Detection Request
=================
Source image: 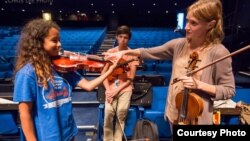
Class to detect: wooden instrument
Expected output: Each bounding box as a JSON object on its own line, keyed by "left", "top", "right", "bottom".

{"left": 175, "top": 52, "right": 204, "bottom": 125}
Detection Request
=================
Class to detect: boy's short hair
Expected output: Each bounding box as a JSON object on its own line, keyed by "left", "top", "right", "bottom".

{"left": 116, "top": 25, "right": 132, "bottom": 39}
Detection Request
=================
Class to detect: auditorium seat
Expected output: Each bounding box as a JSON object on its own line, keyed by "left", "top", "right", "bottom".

{"left": 0, "top": 63, "right": 12, "bottom": 71}
{"left": 142, "top": 86, "right": 172, "bottom": 138}
{"left": 232, "top": 88, "right": 250, "bottom": 104}
{"left": 0, "top": 111, "right": 18, "bottom": 135}
{"left": 0, "top": 72, "right": 6, "bottom": 79}
{"left": 124, "top": 107, "right": 138, "bottom": 138}
{"left": 0, "top": 111, "right": 25, "bottom": 141}
{"left": 155, "top": 62, "right": 172, "bottom": 73}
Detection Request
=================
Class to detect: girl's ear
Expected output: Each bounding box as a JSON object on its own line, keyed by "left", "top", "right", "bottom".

{"left": 207, "top": 20, "right": 216, "bottom": 30}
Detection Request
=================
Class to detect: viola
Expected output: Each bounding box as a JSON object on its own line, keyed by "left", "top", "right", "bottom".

{"left": 174, "top": 52, "right": 204, "bottom": 125}
{"left": 172, "top": 45, "right": 250, "bottom": 125}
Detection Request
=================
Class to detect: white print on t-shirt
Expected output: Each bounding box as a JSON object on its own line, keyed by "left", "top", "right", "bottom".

{"left": 42, "top": 76, "right": 71, "bottom": 109}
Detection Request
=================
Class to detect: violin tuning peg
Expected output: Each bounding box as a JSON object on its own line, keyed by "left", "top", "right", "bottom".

{"left": 59, "top": 48, "right": 64, "bottom": 55}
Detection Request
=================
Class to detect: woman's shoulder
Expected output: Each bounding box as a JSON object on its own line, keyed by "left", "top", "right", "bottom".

{"left": 167, "top": 37, "right": 186, "bottom": 44}
{"left": 210, "top": 44, "right": 230, "bottom": 58}
{"left": 163, "top": 37, "right": 186, "bottom": 48}
{"left": 161, "top": 37, "right": 186, "bottom": 53}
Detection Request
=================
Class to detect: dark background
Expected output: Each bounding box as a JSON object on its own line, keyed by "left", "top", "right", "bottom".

{"left": 0, "top": 0, "right": 250, "bottom": 70}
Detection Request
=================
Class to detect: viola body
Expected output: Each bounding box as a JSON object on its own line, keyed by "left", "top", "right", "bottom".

{"left": 175, "top": 91, "right": 204, "bottom": 124}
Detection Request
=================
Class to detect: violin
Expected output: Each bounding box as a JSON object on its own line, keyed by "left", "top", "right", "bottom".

{"left": 52, "top": 51, "right": 106, "bottom": 73}
{"left": 52, "top": 50, "right": 137, "bottom": 82}
{"left": 175, "top": 52, "right": 204, "bottom": 125}
{"left": 106, "top": 58, "right": 136, "bottom": 82}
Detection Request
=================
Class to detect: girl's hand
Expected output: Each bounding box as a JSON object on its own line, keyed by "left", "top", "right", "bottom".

{"left": 178, "top": 76, "right": 200, "bottom": 89}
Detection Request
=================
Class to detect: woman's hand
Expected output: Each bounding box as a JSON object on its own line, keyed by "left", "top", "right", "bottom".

{"left": 178, "top": 76, "right": 200, "bottom": 89}
{"left": 106, "top": 57, "right": 118, "bottom": 72}
{"left": 103, "top": 51, "right": 124, "bottom": 62}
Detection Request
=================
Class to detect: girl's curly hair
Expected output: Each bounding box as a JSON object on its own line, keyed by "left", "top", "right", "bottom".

{"left": 15, "top": 18, "right": 60, "bottom": 88}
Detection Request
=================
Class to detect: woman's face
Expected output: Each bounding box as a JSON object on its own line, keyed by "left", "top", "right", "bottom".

{"left": 185, "top": 12, "right": 210, "bottom": 43}
{"left": 44, "top": 27, "right": 61, "bottom": 56}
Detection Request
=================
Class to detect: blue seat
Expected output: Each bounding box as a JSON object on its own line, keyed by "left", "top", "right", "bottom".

{"left": 97, "top": 104, "right": 104, "bottom": 141}
{"left": 0, "top": 63, "right": 12, "bottom": 71}
{"left": 0, "top": 111, "right": 25, "bottom": 141}
{"left": 157, "top": 72, "right": 171, "bottom": 86}
{"left": 155, "top": 62, "right": 172, "bottom": 73}
{"left": 124, "top": 107, "right": 138, "bottom": 137}
{"left": 232, "top": 88, "right": 250, "bottom": 103}
{"left": 0, "top": 71, "right": 6, "bottom": 79}
{"left": 142, "top": 86, "right": 172, "bottom": 138}
{"left": 0, "top": 111, "right": 18, "bottom": 134}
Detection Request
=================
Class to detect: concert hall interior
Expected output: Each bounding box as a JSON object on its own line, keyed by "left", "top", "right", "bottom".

{"left": 0, "top": 0, "right": 250, "bottom": 141}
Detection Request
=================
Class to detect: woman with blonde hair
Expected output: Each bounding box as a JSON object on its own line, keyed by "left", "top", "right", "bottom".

{"left": 104, "top": 0, "right": 235, "bottom": 127}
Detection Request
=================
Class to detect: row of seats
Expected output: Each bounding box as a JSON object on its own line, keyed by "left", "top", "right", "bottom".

{"left": 126, "top": 28, "right": 179, "bottom": 85}
{"left": 0, "top": 27, "right": 106, "bottom": 54}
{"left": 0, "top": 27, "right": 107, "bottom": 80}
{"left": 128, "top": 28, "right": 183, "bottom": 48}
{"left": 0, "top": 63, "right": 14, "bottom": 79}
{"left": 60, "top": 27, "right": 106, "bottom": 54}
{"left": 0, "top": 26, "right": 19, "bottom": 39}
{"left": 97, "top": 86, "right": 250, "bottom": 140}
{"left": 1, "top": 87, "right": 250, "bottom": 140}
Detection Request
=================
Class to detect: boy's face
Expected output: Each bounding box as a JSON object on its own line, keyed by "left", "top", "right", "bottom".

{"left": 44, "top": 27, "right": 61, "bottom": 56}
{"left": 116, "top": 34, "right": 130, "bottom": 48}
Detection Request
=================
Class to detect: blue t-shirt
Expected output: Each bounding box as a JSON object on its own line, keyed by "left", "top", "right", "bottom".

{"left": 13, "top": 64, "right": 82, "bottom": 141}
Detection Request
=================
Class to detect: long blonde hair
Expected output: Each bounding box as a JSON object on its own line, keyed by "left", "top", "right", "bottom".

{"left": 15, "top": 19, "right": 60, "bottom": 88}
{"left": 187, "top": 0, "right": 224, "bottom": 45}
